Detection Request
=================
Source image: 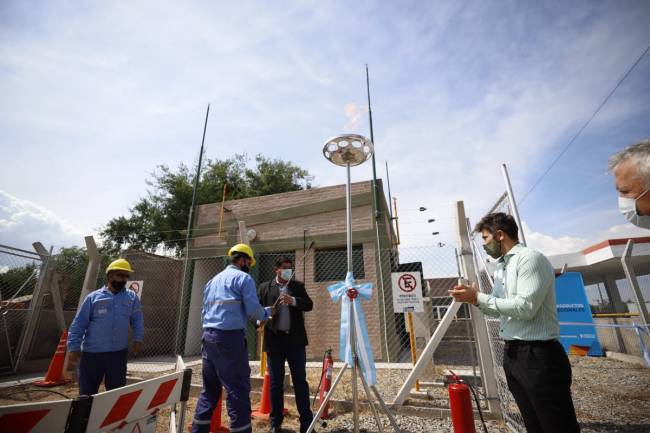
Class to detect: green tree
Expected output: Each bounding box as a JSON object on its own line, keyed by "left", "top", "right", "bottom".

{"left": 100, "top": 154, "right": 311, "bottom": 255}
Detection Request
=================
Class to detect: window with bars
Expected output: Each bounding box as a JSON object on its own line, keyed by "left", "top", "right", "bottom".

{"left": 314, "top": 245, "right": 364, "bottom": 282}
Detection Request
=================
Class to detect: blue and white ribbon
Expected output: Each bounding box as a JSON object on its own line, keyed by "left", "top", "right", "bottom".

{"left": 327, "top": 272, "right": 377, "bottom": 385}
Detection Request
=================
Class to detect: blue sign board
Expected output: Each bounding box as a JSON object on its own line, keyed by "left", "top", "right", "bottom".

{"left": 555, "top": 272, "right": 603, "bottom": 356}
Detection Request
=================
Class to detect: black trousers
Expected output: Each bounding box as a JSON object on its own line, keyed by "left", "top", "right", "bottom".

{"left": 267, "top": 342, "right": 313, "bottom": 433}
{"left": 503, "top": 340, "right": 580, "bottom": 433}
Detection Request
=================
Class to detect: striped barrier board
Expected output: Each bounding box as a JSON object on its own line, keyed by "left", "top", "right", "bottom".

{"left": 0, "top": 399, "right": 72, "bottom": 433}
{"left": 85, "top": 370, "right": 186, "bottom": 432}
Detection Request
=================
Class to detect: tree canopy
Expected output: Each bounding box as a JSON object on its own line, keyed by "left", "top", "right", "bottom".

{"left": 100, "top": 154, "right": 312, "bottom": 255}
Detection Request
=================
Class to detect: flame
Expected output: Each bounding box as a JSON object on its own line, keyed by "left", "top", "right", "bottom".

{"left": 343, "top": 102, "right": 367, "bottom": 131}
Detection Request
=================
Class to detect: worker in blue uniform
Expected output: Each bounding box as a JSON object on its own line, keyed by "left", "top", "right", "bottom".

{"left": 67, "top": 258, "right": 144, "bottom": 396}
{"left": 191, "top": 244, "right": 275, "bottom": 433}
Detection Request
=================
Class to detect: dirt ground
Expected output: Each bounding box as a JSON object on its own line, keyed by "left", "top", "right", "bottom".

{"left": 1, "top": 355, "right": 649, "bottom": 432}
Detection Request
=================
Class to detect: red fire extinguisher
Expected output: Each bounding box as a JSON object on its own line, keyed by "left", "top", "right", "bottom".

{"left": 448, "top": 371, "right": 477, "bottom": 433}
{"left": 318, "top": 348, "right": 334, "bottom": 419}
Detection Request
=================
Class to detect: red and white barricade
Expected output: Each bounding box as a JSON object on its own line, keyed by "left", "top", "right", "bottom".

{"left": 0, "top": 399, "right": 72, "bottom": 433}
{"left": 85, "top": 368, "right": 190, "bottom": 433}
{"left": 0, "top": 358, "right": 192, "bottom": 433}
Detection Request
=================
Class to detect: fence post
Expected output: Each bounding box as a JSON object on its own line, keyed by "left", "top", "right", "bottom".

{"left": 501, "top": 163, "right": 527, "bottom": 246}
{"left": 14, "top": 242, "right": 54, "bottom": 372}
{"left": 456, "top": 201, "right": 502, "bottom": 417}
{"left": 77, "top": 236, "right": 101, "bottom": 310}
{"left": 621, "top": 240, "right": 649, "bottom": 327}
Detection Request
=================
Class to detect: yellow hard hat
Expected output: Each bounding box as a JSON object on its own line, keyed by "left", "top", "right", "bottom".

{"left": 228, "top": 243, "right": 256, "bottom": 267}
{"left": 106, "top": 258, "right": 134, "bottom": 275}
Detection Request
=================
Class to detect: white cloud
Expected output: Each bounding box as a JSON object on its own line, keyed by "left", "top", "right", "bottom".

{"left": 524, "top": 221, "right": 649, "bottom": 256}
{"left": 0, "top": 189, "right": 85, "bottom": 250}
{"left": 0, "top": 1, "right": 648, "bottom": 251}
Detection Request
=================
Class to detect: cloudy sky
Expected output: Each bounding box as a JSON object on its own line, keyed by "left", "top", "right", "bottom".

{"left": 1, "top": 0, "right": 649, "bottom": 257}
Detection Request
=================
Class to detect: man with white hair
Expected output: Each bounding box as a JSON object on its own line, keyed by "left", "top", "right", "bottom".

{"left": 609, "top": 138, "right": 650, "bottom": 229}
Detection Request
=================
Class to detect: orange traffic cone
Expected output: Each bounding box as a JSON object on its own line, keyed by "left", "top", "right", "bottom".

{"left": 252, "top": 368, "right": 288, "bottom": 420}
{"left": 34, "top": 330, "right": 70, "bottom": 387}
{"left": 210, "top": 390, "right": 229, "bottom": 433}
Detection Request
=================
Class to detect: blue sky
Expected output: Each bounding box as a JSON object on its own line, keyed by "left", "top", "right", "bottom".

{"left": 1, "top": 0, "right": 649, "bottom": 255}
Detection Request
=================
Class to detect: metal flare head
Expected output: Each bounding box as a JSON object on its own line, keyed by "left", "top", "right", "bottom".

{"left": 322, "top": 134, "right": 373, "bottom": 167}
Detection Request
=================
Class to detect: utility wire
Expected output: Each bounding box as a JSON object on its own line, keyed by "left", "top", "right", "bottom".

{"left": 519, "top": 45, "right": 650, "bottom": 205}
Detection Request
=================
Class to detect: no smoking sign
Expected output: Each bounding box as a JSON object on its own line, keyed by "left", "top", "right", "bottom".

{"left": 398, "top": 274, "right": 417, "bottom": 292}
{"left": 391, "top": 271, "right": 424, "bottom": 313}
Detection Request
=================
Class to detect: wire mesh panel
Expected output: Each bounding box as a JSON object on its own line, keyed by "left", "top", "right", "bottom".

{"left": 470, "top": 194, "right": 527, "bottom": 432}
{"left": 0, "top": 245, "right": 43, "bottom": 375}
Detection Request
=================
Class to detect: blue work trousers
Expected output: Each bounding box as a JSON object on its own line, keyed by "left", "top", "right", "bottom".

{"left": 78, "top": 349, "right": 128, "bottom": 396}
{"left": 191, "top": 329, "right": 252, "bottom": 433}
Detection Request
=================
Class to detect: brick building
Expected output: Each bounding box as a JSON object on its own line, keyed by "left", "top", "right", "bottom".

{"left": 179, "top": 180, "right": 398, "bottom": 361}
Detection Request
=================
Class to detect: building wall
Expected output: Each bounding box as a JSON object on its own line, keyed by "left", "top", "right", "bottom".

{"left": 299, "top": 241, "right": 383, "bottom": 360}
{"left": 184, "top": 180, "right": 393, "bottom": 361}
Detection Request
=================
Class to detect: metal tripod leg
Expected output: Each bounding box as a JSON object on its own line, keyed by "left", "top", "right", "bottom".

{"left": 370, "top": 385, "right": 401, "bottom": 433}
{"left": 305, "top": 363, "right": 349, "bottom": 433}
{"left": 357, "top": 362, "right": 384, "bottom": 433}
{"left": 351, "top": 354, "right": 359, "bottom": 433}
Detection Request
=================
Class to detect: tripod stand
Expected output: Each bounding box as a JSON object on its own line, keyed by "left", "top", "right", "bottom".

{"left": 307, "top": 134, "right": 401, "bottom": 433}
{"left": 305, "top": 281, "right": 401, "bottom": 433}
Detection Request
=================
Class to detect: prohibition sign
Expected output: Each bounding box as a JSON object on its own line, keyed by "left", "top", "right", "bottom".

{"left": 398, "top": 274, "right": 417, "bottom": 292}
{"left": 129, "top": 282, "right": 140, "bottom": 295}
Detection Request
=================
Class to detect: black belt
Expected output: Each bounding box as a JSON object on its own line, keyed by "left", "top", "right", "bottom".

{"left": 504, "top": 339, "right": 557, "bottom": 347}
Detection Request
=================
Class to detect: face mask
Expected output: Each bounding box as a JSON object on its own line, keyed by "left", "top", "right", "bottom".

{"left": 111, "top": 280, "right": 127, "bottom": 291}
{"left": 619, "top": 189, "right": 650, "bottom": 229}
{"left": 483, "top": 238, "right": 502, "bottom": 259}
{"left": 280, "top": 269, "right": 293, "bottom": 281}
{"left": 240, "top": 264, "right": 250, "bottom": 274}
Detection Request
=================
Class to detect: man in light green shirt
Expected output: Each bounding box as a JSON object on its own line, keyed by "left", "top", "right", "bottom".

{"left": 449, "top": 212, "right": 579, "bottom": 433}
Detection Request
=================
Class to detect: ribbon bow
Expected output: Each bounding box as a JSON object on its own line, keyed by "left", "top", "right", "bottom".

{"left": 327, "top": 272, "right": 377, "bottom": 385}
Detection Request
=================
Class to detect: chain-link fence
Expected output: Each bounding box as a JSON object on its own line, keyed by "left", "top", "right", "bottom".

{"left": 469, "top": 191, "right": 529, "bottom": 431}
{"left": 1, "top": 232, "right": 498, "bottom": 416}
{"left": 0, "top": 244, "right": 44, "bottom": 375}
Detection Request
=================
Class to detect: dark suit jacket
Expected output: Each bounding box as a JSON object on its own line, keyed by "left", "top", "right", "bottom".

{"left": 257, "top": 279, "right": 313, "bottom": 352}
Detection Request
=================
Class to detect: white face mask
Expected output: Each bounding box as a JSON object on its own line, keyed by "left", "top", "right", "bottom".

{"left": 280, "top": 269, "right": 293, "bottom": 281}
{"left": 618, "top": 188, "right": 650, "bottom": 229}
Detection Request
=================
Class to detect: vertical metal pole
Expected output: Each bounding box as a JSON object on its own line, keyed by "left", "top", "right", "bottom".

{"left": 14, "top": 243, "right": 53, "bottom": 372}
{"left": 346, "top": 164, "right": 353, "bottom": 272}
{"left": 501, "top": 163, "right": 527, "bottom": 246}
{"left": 345, "top": 162, "right": 360, "bottom": 433}
{"left": 176, "top": 104, "right": 210, "bottom": 355}
{"left": 621, "top": 240, "right": 649, "bottom": 327}
{"left": 406, "top": 311, "right": 420, "bottom": 391}
{"left": 385, "top": 161, "right": 394, "bottom": 221}
{"left": 366, "top": 65, "right": 380, "bottom": 220}
{"left": 456, "top": 201, "right": 502, "bottom": 417}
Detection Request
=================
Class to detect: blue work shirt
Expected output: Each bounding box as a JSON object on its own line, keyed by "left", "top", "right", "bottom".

{"left": 202, "top": 265, "right": 270, "bottom": 330}
{"left": 67, "top": 287, "right": 144, "bottom": 353}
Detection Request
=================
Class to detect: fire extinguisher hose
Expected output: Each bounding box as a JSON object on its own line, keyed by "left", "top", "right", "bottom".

{"left": 465, "top": 379, "right": 489, "bottom": 433}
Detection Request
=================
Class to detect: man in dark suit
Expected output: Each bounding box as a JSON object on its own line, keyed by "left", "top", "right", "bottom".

{"left": 258, "top": 257, "right": 314, "bottom": 433}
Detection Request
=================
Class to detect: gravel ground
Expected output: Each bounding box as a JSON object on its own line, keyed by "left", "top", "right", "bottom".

{"left": 1, "top": 355, "right": 648, "bottom": 432}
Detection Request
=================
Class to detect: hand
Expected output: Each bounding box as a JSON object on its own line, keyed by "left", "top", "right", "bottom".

{"left": 278, "top": 294, "right": 294, "bottom": 306}
{"left": 258, "top": 319, "right": 268, "bottom": 327}
{"left": 131, "top": 341, "right": 144, "bottom": 354}
{"left": 448, "top": 283, "right": 479, "bottom": 305}
{"left": 68, "top": 351, "right": 81, "bottom": 364}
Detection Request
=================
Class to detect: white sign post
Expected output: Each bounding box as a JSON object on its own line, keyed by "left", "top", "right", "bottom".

{"left": 391, "top": 271, "right": 424, "bottom": 313}
{"left": 127, "top": 280, "right": 144, "bottom": 299}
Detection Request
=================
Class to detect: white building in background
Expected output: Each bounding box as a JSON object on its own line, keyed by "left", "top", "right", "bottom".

{"left": 548, "top": 236, "right": 650, "bottom": 313}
